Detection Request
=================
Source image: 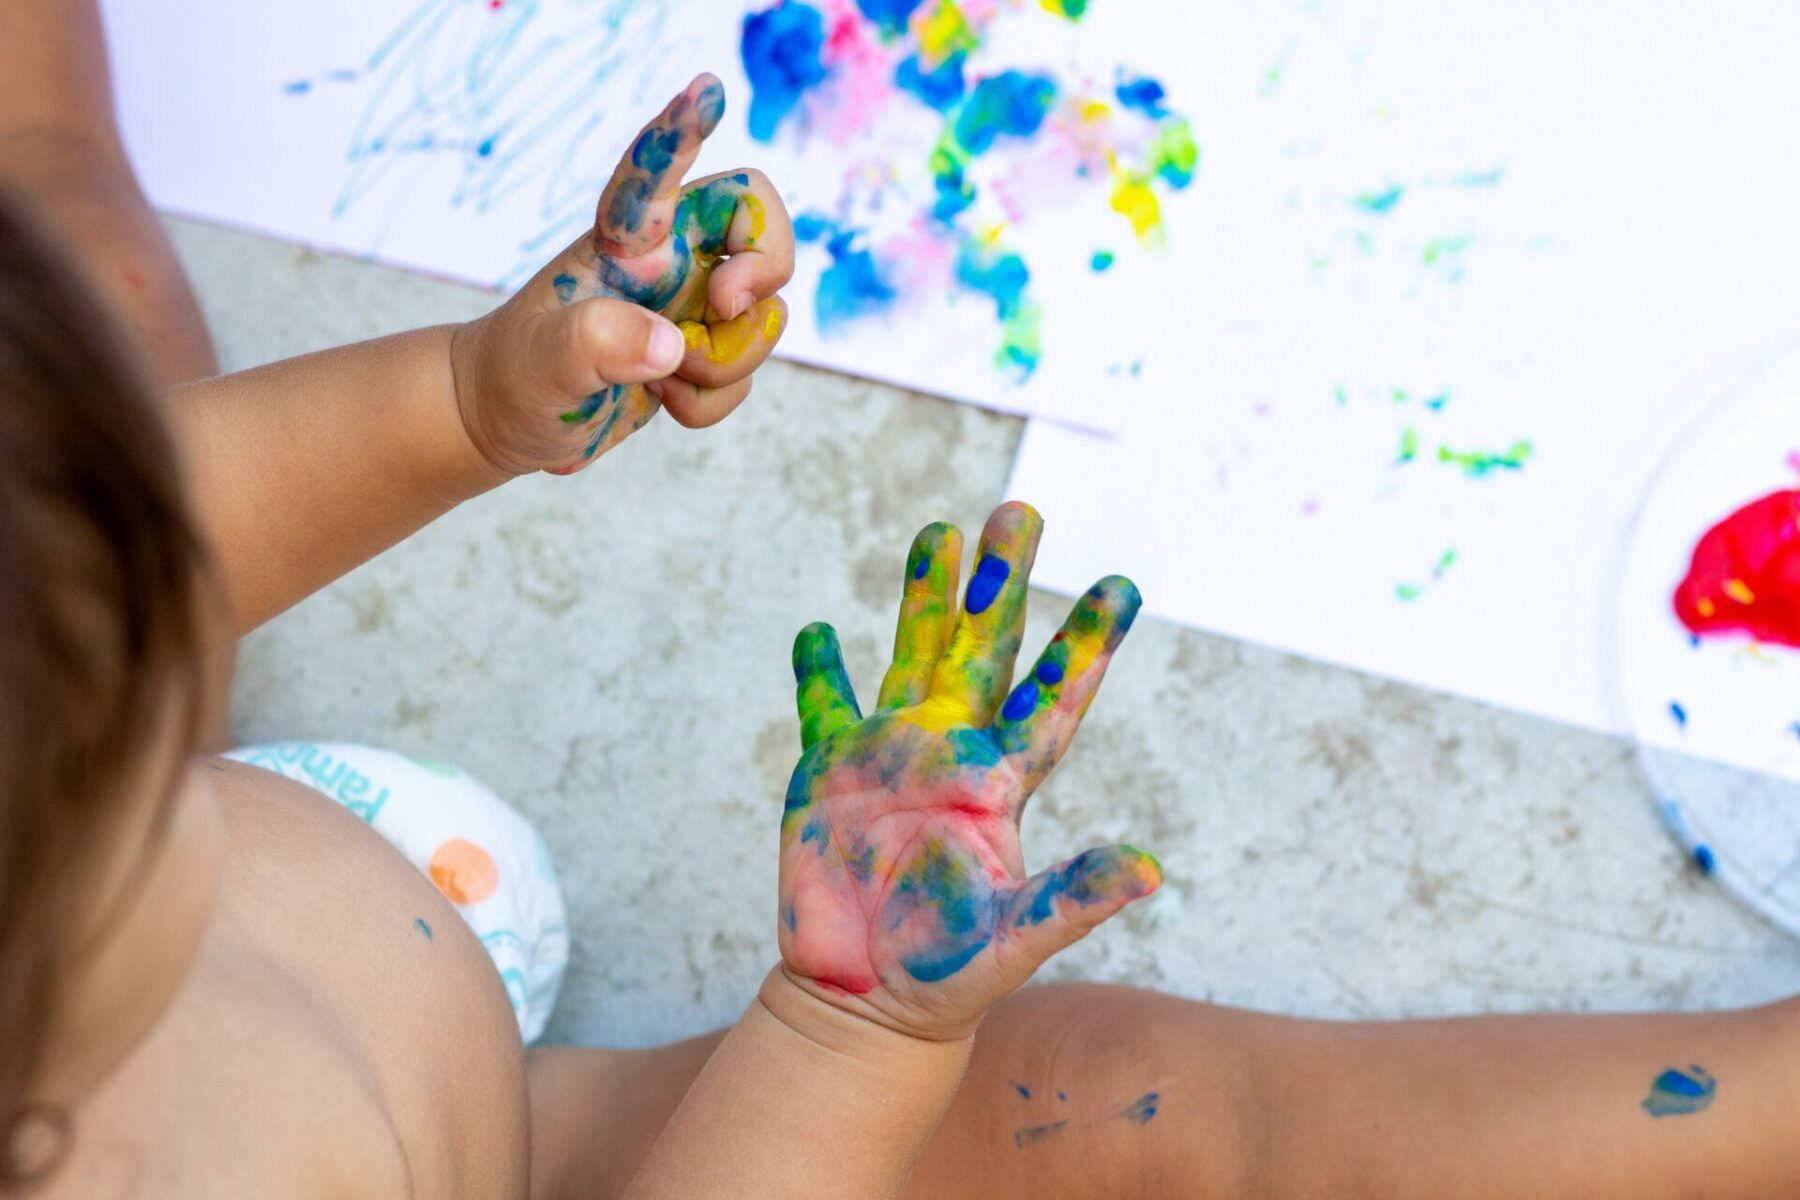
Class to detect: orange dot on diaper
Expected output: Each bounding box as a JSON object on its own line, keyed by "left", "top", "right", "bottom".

{"left": 429, "top": 838, "right": 498, "bottom": 905}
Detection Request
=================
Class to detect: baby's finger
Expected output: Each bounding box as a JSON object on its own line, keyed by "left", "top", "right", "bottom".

{"left": 994, "top": 576, "right": 1141, "bottom": 791}
{"left": 596, "top": 73, "right": 726, "bottom": 259}
{"left": 543, "top": 297, "right": 685, "bottom": 397}
{"left": 677, "top": 168, "right": 794, "bottom": 321}
{"left": 793, "top": 623, "right": 862, "bottom": 750}
{"left": 927, "top": 502, "right": 1043, "bottom": 725}
{"left": 654, "top": 371, "right": 753, "bottom": 429}
{"left": 993, "top": 846, "right": 1162, "bottom": 988}
{"left": 675, "top": 296, "right": 787, "bottom": 388}
{"left": 876, "top": 522, "right": 964, "bottom": 711}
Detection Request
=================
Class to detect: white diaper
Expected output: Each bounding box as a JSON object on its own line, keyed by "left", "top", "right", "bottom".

{"left": 224, "top": 740, "right": 569, "bottom": 1044}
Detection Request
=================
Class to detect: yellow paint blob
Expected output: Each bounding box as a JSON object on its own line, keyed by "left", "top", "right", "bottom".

{"left": 1723, "top": 578, "right": 1756, "bottom": 605}
{"left": 762, "top": 304, "right": 785, "bottom": 341}
{"left": 917, "top": 0, "right": 976, "bottom": 66}
{"left": 1110, "top": 174, "right": 1162, "bottom": 242}
{"left": 1696, "top": 597, "right": 1716, "bottom": 618}
{"left": 679, "top": 320, "right": 707, "bottom": 353}
{"left": 741, "top": 192, "right": 767, "bottom": 248}
{"left": 904, "top": 695, "right": 973, "bottom": 733}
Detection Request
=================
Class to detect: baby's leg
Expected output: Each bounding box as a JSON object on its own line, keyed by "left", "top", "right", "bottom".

{"left": 534, "top": 981, "right": 1799, "bottom": 1200}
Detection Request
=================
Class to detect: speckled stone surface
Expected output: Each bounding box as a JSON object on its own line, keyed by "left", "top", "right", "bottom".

{"left": 167, "top": 216, "right": 1800, "bottom": 1049}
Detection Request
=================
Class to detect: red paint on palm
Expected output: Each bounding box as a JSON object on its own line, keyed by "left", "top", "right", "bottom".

{"left": 1674, "top": 488, "right": 1800, "bottom": 648}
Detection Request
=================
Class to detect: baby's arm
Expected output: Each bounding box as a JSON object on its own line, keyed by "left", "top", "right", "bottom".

{"left": 615, "top": 505, "right": 1161, "bottom": 1199}
{"left": 168, "top": 74, "right": 791, "bottom": 636}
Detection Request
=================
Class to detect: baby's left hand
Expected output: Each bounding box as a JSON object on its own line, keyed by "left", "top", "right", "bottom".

{"left": 451, "top": 73, "right": 793, "bottom": 476}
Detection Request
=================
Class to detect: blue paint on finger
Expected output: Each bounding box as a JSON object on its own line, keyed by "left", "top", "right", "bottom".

{"left": 914, "top": 553, "right": 931, "bottom": 580}
{"left": 552, "top": 273, "right": 579, "bottom": 303}
{"left": 631, "top": 125, "right": 682, "bottom": 173}
{"left": 1035, "top": 659, "right": 1065, "bottom": 685}
{"left": 965, "top": 553, "right": 1010, "bottom": 614}
{"left": 1001, "top": 680, "right": 1039, "bottom": 722}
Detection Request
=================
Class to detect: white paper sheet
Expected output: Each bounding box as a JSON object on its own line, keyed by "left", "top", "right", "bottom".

{"left": 100, "top": 0, "right": 1231, "bottom": 432}
{"left": 1009, "top": 0, "right": 1800, "bottom": 734}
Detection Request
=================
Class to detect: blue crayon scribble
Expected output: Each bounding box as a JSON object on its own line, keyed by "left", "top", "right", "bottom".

{"left": 1641, "top": 1066, "right": 1716, "bottom": 1117}
{"left": 1117, "top": 1091, "right": 1160, "bottom": 1124}
{"left": 414, "top": 917, "right": 434, "bottom": 941}
{"left": 742, "top": 0, "right": 830, "bottom": 142}
{"left": 308, "top": 0, "right": 689, "bottom": 287}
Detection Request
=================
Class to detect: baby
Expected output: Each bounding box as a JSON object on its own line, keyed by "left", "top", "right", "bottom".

{"left": 2, "top": 6, "right": 1795, "bottom": 1197}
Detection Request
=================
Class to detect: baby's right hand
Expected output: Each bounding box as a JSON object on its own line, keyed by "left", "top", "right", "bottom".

{"left": 777, "top": 502, "right": 1162, "bottom": 1042}
{"left": 451, "top": 74, "right": 793, "bottom": 477}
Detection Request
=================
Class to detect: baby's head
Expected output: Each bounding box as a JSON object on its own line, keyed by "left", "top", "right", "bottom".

{"left": 0, "top": 192, "right": 219, "bottom": 1186}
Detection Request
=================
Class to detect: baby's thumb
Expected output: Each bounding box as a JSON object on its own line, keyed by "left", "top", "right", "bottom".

{"left": 544, "top": 296, "right": 686, "bottom": 390}
{"left": 996, "top": 846, "right": 1162, "bottom": 982}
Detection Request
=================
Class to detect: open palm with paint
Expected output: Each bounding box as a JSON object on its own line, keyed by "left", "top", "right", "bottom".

{"left": 781, "top": 502, "right": 1162, "bottom": 1040}
{"left": 451, "top": 73, "right": 793, "bottom": 476}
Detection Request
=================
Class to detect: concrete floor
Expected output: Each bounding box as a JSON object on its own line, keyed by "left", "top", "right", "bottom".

{"left": 169, "top": 216, "right": 1800, "bottom": 1049}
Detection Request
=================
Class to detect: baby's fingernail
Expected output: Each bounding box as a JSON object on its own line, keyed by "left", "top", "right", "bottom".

{"left": 647, "top": 321, "right": 684, "bottom": 371}
{"left": 732, "top": 291, "right": 756, "bottom": 320}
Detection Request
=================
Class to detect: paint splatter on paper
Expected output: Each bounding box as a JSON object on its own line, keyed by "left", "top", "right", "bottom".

{"left": 1673, "top": 488, "right": 1800, "bottom": 651}
{"left": 739, "top": 0, "right": 1199, "bottom": 378}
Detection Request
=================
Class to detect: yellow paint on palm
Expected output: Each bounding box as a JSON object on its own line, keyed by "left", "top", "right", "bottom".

{"left": 903, "top": 695, "right": 975, "bottom": 734}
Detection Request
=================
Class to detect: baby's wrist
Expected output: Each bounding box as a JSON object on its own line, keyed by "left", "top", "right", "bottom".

{"left": 757, "top": 968, "right": 975, "bottom": 1069}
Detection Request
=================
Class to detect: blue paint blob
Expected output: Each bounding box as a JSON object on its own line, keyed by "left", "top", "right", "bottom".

{"left": 1001, "top": 680, "right": 1040, "bottom": 722}
{"left": 781, "top": 901, "right": 797, "bottom": 932}
{"left": 413, "top": 917, "right": 434, "bottom": 941}
{"left": 1090, "top": 249, "right": 1115, "bottom": 272}
{"left": 1035, "top": 659, "right": 1065, "bottom": 685}
{"left": 741, "top": 1, "right": 830, "bottom": 142}
{"left": 857, "top": 0, "right": 926, "bottom": 35}
{"left": 631, "top": 125, "right": 682, "bottom": 173}
{"left": 476, "top": 136, "right": 496, "bottom": 158}
{"left": 1669, "top": 700, "right": 1688, "bottom": 728}
{"left": 955, "top": 241, "right": 1034, "bottom": 376}
{"left": 947, "top": 728, "right": 1004, "bottom": 767}
{"left": 1693, "top": 844, "right": 1716, "bottom": 874}
{"left": 1114, "top": 73, "right": 1168, "bottom": 118}
{"left": 1017, "top": 849, "right": 1130, "bottom": 927}
{"left": 954, "top": 71, "right": 1057, "bottom": 156}
{"left": 1641, "top": 1066, "right": 1717, "bottom": 1117}
{"left": 1012, "top": 1080, "right": 1032, "bottom": 1099}
{"left": 1118, "top": 1091, "right": 1160, "bottom": 1124}
{"left": 794, "top": 212, "right": 832, "bottom": 242}
{"left": 913, "top": 553, "right": 931, "bottom": 580}
{"left": 903, "top": 936, "right": 990, "bottom": 982}
{"left": 895, "top": 51, "right": 967, "bottom": 111}
{"left": 552, "top": 273, "right": 580, "bottom": 303}
{"left": 931, "top": 162, "right": 975, "bottom": 222}
{"left": 1057, "top": 1090, "right": 1068, "bottom": 1102}
{"left": 284, "top": 79, "right": 312, "bottom": 95}
{"left": 694, "top": 77, "right": 727, "bottom": 137}
{"left": 964, "top": 553, "right": 1011, "bottom": 614}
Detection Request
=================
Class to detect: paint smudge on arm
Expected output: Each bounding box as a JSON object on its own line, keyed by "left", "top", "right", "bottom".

{"left": 1116, "top": 1091, "right": 1160, "bottom": 1124}
{"left": 413, "top": 917, "right": 434, "bottom": 941}
{"left": 1013, "top": 1119, "right": 1070, "bottom": 1148}
{"left": 1641, "top": 1065, "right": 1716, "bottom": 1117}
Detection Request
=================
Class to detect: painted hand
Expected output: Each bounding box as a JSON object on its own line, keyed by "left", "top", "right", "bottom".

{"left": 780, "top": 502, "right": 1161, "bottom": 1040}
{"left": 451, "top": 73, "right": 794, "bottom": 476}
